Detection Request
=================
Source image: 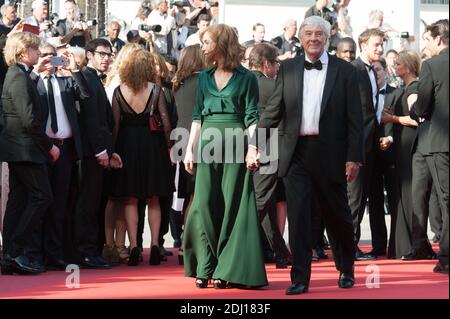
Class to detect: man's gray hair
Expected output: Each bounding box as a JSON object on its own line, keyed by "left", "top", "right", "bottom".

{"left": 368, "top": 10, "right": 384, "bottom": 25}
{"left": 32, "top": 0, "right": 48, "bottom": 10}
{"left": 1, "top": 3, "right": 15, "bottom": 16}
{"left": 299, "top": 16, "right": 331, "bottom": 41}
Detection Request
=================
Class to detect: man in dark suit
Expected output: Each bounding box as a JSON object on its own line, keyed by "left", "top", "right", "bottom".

{"left": 248, "top": 43, "right": 292, "bottom": 269}
{"left": 349, "top": 28, "right": 385, "bottom": 261}
{"left": 0, "top": 32, "right": 60, "bottom": 275}
{"left": 249, "top": 16, "right": 363, "bottom": 294}
{"left": 73, "top": 38, "right": 119, "bottom": 269}
{"left": 368, "top": 58, "right": 401, "bottom": 258}
{"left": 410, "top": 19, "right": 449, "bottom": 274}
{"left": 27, "top": 44, "right": 89, "bottom": 270}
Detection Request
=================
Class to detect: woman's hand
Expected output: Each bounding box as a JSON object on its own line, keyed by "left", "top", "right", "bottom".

{"left": 184, "top": 148, "right": 195, "bottom": 175}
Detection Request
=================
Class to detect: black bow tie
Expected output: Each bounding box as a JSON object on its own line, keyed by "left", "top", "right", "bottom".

{"left": 379, "top": 88, "right": 386, "bottom": 95}
{"left": 99, "top": 73, "right": 107, "bottom": 80}
{"left": 304, "top": 60, "right": 323, "bottom": 71}
{"left": 365, "top": 63, "right": 374, "bottom": 72}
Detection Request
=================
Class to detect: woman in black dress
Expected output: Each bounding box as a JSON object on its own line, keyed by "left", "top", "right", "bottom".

{"left": 109, "top": 47, "right": 173, "bottom": 266}
{"left": 172, "top": 44, "right": 206, "bottom": 264}
{"left": 382, "top": 49, "right": 421, "bottom": 258}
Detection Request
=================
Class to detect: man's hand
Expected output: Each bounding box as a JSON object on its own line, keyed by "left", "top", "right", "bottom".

{"left": 97, "top": 152, "right": 110, "bottom": 168}
{"left": 379, "top": 137, "right": 392, "bottom": 151}
{"left": 39, "top": 21, "right": 51, "bottom": 32}
{"left": 246, "top": 147, "right": 260, "bottom": 170}
{"left": 60, "top": 51, "right": 78, "bottom": 72}
{"left": 34, "top": 55, "right": 53, "bottom": 73}
{"left": 49, "top": 145, "right": 60, "bottom": 162}
{"left": 346, "top": 161, "right": 361, "bottom": 183}
{"left": 109, "top": 153, "right": 123, "bottom": 169}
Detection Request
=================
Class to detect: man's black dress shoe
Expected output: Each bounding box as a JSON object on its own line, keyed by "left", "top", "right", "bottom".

{"left": 285, "top": 283, "right": 308, "bottom": 295}
{"left": 367, "top": 249, "right": 386, "bottom": 257}
{"left": 46, "top": 258, "right": 69, "bottom": 271}
{"left": 30, "top": 260, "right": 46, "bottom": 273}
{"left": 338, "top": 272, "right": 355, "bottom": 288}
{"left": 401, "top": 250, "right": 437, "bottom": 261}
{"left": 79, "top": 256, "right": 112, "bottom": 269}
{"left": 3, "top": 255, "right": 42, "bottom": 275}
{"left": 316, "top": 247, "right": 328, "bottom": 259}
{"left": 433, "top": 262, "right": 449, "bottom": 275}
{"left": 355, "top": 251, "right": 376, "bottom": 261}
{"left": 275, "top": 257, "right": 291, "bottom": 269}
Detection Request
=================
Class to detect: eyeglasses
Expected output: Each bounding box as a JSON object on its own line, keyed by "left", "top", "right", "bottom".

{"left": 94, "top": 51, "right": 113, "bottom": 58}
{"left": 41, "top": 52, "right": 56, "bottom": 57}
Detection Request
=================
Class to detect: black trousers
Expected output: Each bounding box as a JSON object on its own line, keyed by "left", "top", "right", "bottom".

{"left": 283, "top": 138, "right": 355, "bottom": 285}
{"left": 253, "top": 167, "right": 291, "bottom": 260}
{"left": 411, "top": 151, "right": 436, "bottom": 254}
{"left": 28, "top": 139, "right": 77, "bottom": 262}
{"left": 368, "top": 152, "right": 398, "bottom": 255}
{"left": 73, "top": 157, "right": 104, "bottom": 259}
{"left": 348, "top": 150, "right": 374, "bottom": 249}
{"left": 429, "top": 185, "right": 443, "bottom": 240}
{"left": 427, "top": 153, "right": 448, "bottom": 266}
{"left": 2, "top": 162, "right": 52, "bottom": 258}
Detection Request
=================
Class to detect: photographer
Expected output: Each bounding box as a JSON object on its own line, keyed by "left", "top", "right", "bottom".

{"left": 54, "top": 0, "right": 91, "bottom": 48}
{"left": 104, "top": 21, "right": 125, "bottom": 54}
{"left": 270, "top": 19, "right": 301, "bottom": 61}
{"left": 146, "top": 0, "right": 175, "bottom": 55}
{"left": 0, "top": 3, "right": 20, "bottom": 35}
{"left": 24, "top": 0, "right": 54, "bottom": 40}
{"left": 131, "top": 0, "right": 153, "bottom": 42}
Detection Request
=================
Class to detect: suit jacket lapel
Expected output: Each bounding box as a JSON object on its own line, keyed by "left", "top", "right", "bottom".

{"left": 320, "top": 53, "right": 337, "bottom": 118}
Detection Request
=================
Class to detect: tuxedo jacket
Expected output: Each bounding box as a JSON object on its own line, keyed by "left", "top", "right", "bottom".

{"left": 0, "top": 64, "right": 52, "bottom": 163}
{"left": 78, "top": 67, "right": 114, "bottom": 158}
{"left": 257, "top": 53, "right": 364, "bottom": 182}
{"left": 411, "top": 47, "right": 449, "bottom": 154}
{"left": 30, "top": 71, "right": 90, "bottom": 159}
{"left": 352, "top": 57, "right": 379, "bottom": 154}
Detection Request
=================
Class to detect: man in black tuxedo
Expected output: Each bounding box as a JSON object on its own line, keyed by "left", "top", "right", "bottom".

{"left": 0, "top": 32, "right": 60, "bottom": 275}
{"left": 27, "top": 44, "right": 89, "bottom": 270}
{"left": 73, "top": 38, "right": 119, "bottom": 269}
{"left": 250, "top": 16, "right": 363, "bottom": 294}
{"left": 248, "top": 43, "right": 292, "bottom": 269}
{"left": 368, "top": 58, "right": 401, "bottom": 258}
{"left": 410, "top": 20, "right": 449, "bottom": 274}
{"left": 349, "top": 28, "right": 385, "bottom": 261}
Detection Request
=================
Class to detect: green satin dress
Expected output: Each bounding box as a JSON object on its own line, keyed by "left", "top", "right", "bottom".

{"left": 183, "top": 65, "right": 268, "bottom": 287}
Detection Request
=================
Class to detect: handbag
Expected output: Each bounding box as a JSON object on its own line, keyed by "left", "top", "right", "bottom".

{"left": 148, "top": 85, "right": 163, "bottom": 132}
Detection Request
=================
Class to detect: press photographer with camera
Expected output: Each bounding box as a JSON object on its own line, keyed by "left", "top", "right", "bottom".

{"left": 53, "top": 0, "right": 91, "bottom": 48}
{"left": 24, "top": 0, "right": 54, "bottom": 40}
{"left": 104, "top": 20, "right": 125, "bottom": 54}
{"left": 131, "top": 1, "right": 154, "bottom": 41}
{"left": 146, "top": 0, "right": 176, "bottom": 55}
{"left": 0, "top": 3, "right": 20, "bottom": 35}
{"left": 270, "top": 19, "right": 302, "bottom": 61}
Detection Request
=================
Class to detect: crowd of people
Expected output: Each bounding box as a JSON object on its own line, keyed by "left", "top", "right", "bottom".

{"left": 0, "top": 0, "right": 448, "bottom": 296}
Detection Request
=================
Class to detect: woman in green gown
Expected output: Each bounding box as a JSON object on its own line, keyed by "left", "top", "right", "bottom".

{"left": 183, "top": 24, "right": 268, "bottom": 289}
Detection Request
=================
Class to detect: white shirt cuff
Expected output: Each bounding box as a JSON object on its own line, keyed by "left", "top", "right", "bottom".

{"left": 387, "top": 136, "right": 394, "bottom": 143}
{"left": 95, "top": 149, "right": 107, "bottom": 157}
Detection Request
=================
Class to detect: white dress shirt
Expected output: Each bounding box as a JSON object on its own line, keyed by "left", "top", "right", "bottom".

{"left": 41, "top": 74, "right": 73, "bottom": 139}
{"left": 185, "top": 31, "right": 201, "bottom": 47}
{"left": 360, "top": 56, "right": 378, "bottom": 119}
{"left": 300, "top": 51, "right": 328, "bottom": 136}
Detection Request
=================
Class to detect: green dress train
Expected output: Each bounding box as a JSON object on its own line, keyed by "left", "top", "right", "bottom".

{"left": 183, "top": 65, "right": 268, "bottom": 287}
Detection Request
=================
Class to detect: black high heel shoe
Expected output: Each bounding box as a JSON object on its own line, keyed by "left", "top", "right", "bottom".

{"left": 213, "top": 279, "right": 227, "bottom": 289}
{"left": 128, "top": 247, "right": 141, "bottom": 266}
{"left": 195, "top": 278, "right": 208, "bottom": 288}
{"left": 149, "top": 245, "right": 161, "bottom": 265}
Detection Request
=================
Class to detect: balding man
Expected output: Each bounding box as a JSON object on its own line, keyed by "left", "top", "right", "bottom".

{"left": 104, "top": 21, "right": 125, "bottom": 54}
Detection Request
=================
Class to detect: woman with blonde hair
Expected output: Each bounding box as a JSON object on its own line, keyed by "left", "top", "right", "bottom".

{"left": 383, "top": 49, "right": 424, "bottom": 259}
{"left": 183, "top": 24, "right": 268, "bottom": 289}
{"left": 108, "top": 47, "right": 173, "bottom": 266}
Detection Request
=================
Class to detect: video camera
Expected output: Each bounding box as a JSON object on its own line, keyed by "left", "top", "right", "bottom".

{"left": 139, "top": 24, "right": 162, "bottom": 33}
{"left": 169, "top": 0, "right": 218, "bottom": 8}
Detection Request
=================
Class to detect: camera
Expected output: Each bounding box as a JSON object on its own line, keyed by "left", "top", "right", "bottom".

{"left": 142, "top": 4, "right": 151, "bottom": 17}
{"left": 169, "top": 0, "right": 191, "bottom": 7}
{"left": 400, "top": 31, "right": 410, "bottom": 39}
{"left": 86, "top": 19, "right": 97, "bottom": 27}
{"left": 139, "top": 24, "right": 162, "bottom": 33}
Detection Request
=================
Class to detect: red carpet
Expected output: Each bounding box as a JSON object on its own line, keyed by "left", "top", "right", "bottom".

{"left": 0, "top": 245, "right": 447, "bottom": 299}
